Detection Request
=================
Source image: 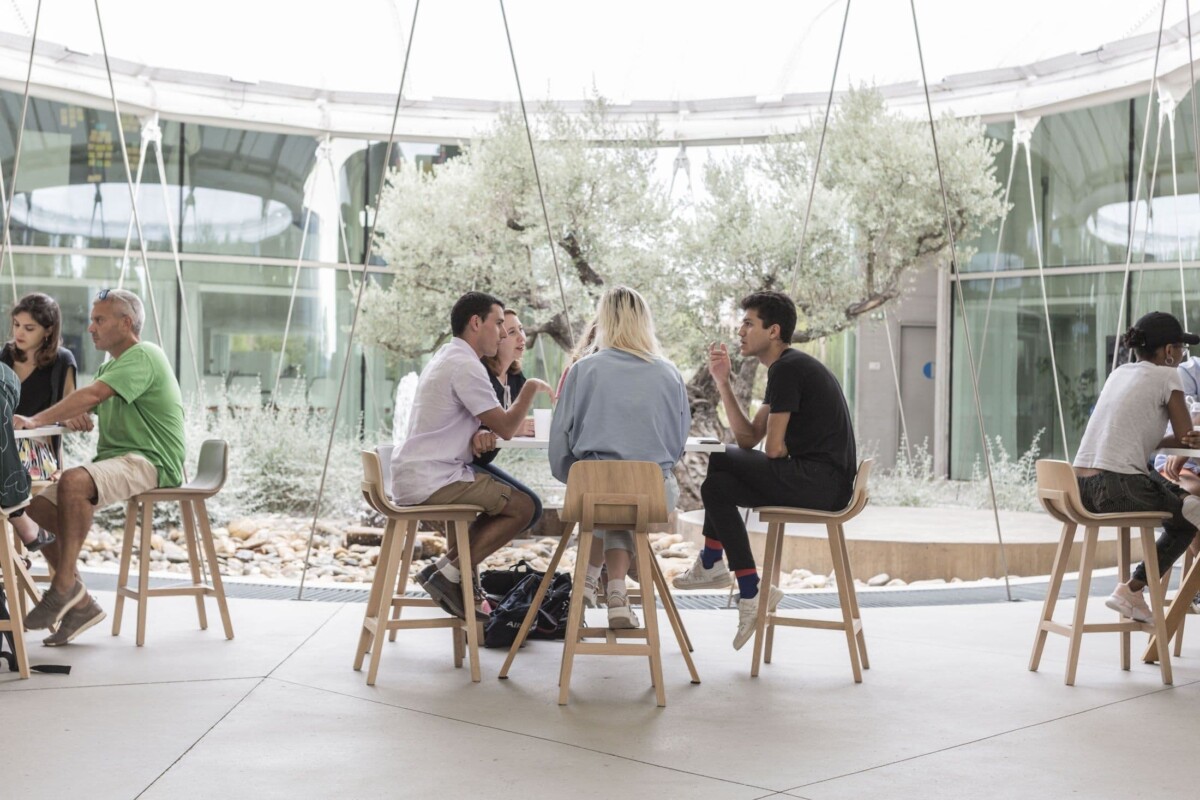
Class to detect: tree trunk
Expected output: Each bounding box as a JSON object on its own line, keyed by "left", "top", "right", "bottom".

{"left": 675, "top": 353, "right": 758, "bottom": 510}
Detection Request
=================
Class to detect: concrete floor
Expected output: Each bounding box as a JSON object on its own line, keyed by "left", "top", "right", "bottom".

{"left": 1, "top": 591, "right": 1196, "bottom": 799}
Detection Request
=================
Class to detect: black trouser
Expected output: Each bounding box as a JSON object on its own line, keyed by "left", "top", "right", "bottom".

{"left": 1076, "top": 470, "right": 1198, "bottom": 584}
{"left": 701, "top": 446, "right": 852, "bottom": 572}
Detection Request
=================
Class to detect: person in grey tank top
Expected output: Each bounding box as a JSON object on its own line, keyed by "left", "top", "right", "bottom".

{"left": 1073, "top": 312, "right": 1200, "bottom": 622}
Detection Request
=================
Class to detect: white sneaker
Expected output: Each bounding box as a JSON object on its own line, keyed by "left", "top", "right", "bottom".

{"left": 582, "top": 575, "right": 604, "bottom": 608}
{"left": 1105, "top": 584, "right": 1152, "bottom": 623}
{"left": 607, "top": 592, "right": 640, "bottom": 629}
{"left": 732, "top": 585, "right": 784, "bottom": 651}
{"left": 672, "top": 554, "right": 733, "bottom": 590}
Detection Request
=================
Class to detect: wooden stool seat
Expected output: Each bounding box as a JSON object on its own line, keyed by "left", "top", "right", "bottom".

{"left": 355, "top": 446, "right": 485, "bottom": 685}
{"left": 750, "top": 459, "right": 873, "bottom": 682}
{"left": 1029, "top": 459, "right": 1174, "bottom": 685}
{"left": 0, "top": 499, "right": 33, "bottom": 678}
{"left": 112, "top": 440, "right": 234, "bottom": 646}
{"left": 500, "top": 460, "right": 698, "bottom": 707}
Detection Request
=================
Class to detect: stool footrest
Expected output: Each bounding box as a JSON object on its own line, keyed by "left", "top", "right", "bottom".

{"left": 769, "top": 615, "right": 861, "bottom": 633}
{"left": 1040, "top": 620, "right": 1150, "bottom": 635}
{"left": 574, "top": 641, "right": 653, "bottom": 657}
{"left": 117, "top": 585, "right": 216, "bottom": 599}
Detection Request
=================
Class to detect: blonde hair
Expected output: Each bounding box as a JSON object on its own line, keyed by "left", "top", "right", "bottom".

{"left": 594, "top": 286, "right": 661, "bottom": 362}
{"left": 482, "top": 309, "right": 524, "bottom": 376}
{"left": 568, "top": 315, "right": 600, "bottom": 365}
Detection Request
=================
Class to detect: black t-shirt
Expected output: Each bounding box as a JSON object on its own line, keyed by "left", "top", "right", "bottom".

{"left": 0, "top": 345, "right": 77, "bottom": 416}
{"left": 486, "top": 366, "right": 526, "bottom": 409}
{"left": 475, "top": 365, "right": 526, "bottom": 467}
{"left": 763, "top": 348, "right": 856, "bottom": 476}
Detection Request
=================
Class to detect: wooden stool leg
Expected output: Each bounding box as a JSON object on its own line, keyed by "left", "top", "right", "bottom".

{"left": 194, "top": 500, "right": 234, "bottom": 640}
{"left": 179, "top": 500, "right": 208, "bottom": 631}
{"left": 750, "top": 522, "right": 779, "bottom": 677}
{"left": 636, "top": 533, "right": 666, "bottom": 707}
{"left": 764, "top": 520, "right": 785, "bottom": 664}
{"left": 112, "top": 499, "right": 138, "bottom": 636}
{"left": 135, "top": 501, "right": 154, "bottom": 647}
{"left": 558, "top": 528, "right": 593, "bottom": 704}
{"left": 452, "top": 521, "right": 481, "bottom": 683}
{"left": 1064, "top": 526, "right": 1098, "bottom": 686}
{"left": 651, "top": 557, "right": 700, "bottom": 684}
{"left": 1029, "top": 522, "right": 1075, "bottom": 672}
{"left": 366, "top": 519, "right": 405, "bottom": 686}
{"left": 387, "top": 521, "right": 419, "bottom": 643}
{"left": 836, "top": 521, "right": 868, "bottom": 668}
{"left": 1173, "top": 549, "right": 1192, "bottom": 658}
{"left": 828, "top": 523, "right": 863, "bottom": 683}
{"left": 1117, "top": 527, "right": 1131, "bottom": 671}
{"left": 500, "top": 522, "right": 574, "bottom": 679}
{"left": 1138, "top": 526, "right": 1173, "bottom": 685}
{"left": 356, "top": 519, "right": 396, "bottom": 671}
{"left": 0, "top": 520, "right": 30, "bottom": 678}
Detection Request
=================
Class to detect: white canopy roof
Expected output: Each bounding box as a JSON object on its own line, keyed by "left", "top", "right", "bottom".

{"left": 0, "top": 0, "right": 1197, "bottom": 142}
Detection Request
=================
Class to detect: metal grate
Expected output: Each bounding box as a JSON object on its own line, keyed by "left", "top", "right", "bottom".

{"left": 79, "top": 567, "right": 1180, "bottom": 609}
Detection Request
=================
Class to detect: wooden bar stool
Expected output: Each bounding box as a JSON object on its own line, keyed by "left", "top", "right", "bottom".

{"left": 750, "top": 459, "right": 873, "bottom": 682}
{"left": 1, "top": 500, "right": 33, "bottom": 678}
{"left": 1029, "top": 460, "right": 1174, "bottom": 685}
{"left": 355, "top": 447, "right": 485, "bottom": 685}
{"left": 550, "top": 461, "right": 698, "bottom": 707}
{"left": 1168, "top": 549, "right": 1195, "bottom": 658}
{"left": 112, "top": 440, "right": 234, "bottom": 646}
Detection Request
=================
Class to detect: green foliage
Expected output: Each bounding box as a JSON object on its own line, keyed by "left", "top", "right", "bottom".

{"left": 64, "top": 383, "right": 370, "bottom": 530}
{"left": 870, "top": 430, "right": 1042, "bottom": 512}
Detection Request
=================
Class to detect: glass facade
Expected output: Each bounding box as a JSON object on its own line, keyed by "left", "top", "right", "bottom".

{"left": 953, "top": 89, "right": 1200, "bottom": 477}
{"left": 0, "top": 89, "right": 413, "bottom": 436}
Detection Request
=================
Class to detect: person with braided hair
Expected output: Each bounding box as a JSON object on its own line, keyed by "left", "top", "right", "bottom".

{"left": 1073, "top": 311, "right": 1200, "bottom": 622}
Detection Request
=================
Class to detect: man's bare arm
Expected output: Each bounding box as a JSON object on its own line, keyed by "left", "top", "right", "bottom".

{"left": 14, "top": 381, "right": 115, "bottom": 429}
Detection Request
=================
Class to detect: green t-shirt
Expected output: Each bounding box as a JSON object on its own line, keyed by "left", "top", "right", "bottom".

{"left": 95, "top": 342, "right": 185, "bottom": 487}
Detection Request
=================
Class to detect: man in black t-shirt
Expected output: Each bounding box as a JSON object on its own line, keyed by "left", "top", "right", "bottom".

{"left": 673, "top": 291, "right": 857, "bottom": 650}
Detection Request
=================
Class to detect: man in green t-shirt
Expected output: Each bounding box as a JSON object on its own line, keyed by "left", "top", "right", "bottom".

{"left": 15, "top": 289, "right": 185, "bottom": 645}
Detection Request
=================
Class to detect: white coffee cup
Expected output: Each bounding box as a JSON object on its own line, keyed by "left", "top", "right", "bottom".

{"left": 534, "top": 408, "right": 552, "bottom": 439}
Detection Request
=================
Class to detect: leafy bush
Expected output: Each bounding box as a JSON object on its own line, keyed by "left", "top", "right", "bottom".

{"left": 64, "top": 382, "right": 372, "bottom": 530}
{"left": 869, "top": 430, "right": 1042, "bottom": 512}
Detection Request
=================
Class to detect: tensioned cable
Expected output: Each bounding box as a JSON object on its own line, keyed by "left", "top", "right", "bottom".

{"left": 1112, "top": 0, "right": 1169, "bottom": 373}
{"left": 1132, "top": 100, "right": 1166, "bottom": 313}
{"left": 94, "top": 0, "right": 165, "bottom": 347}
{"left": 1188, "top": 2, "right": 1200, "bottom": 255}
{"left": 147, "top": 119, "right": 203, "bottom": 392}
{"left": 272, "top": 136, "right": 329, "bottom": 403}
{"left": 909, "top": 0, "right": 1012, "bottom": 600}
{"left": 1166, "top": 103, "right": 1188, "bottom": 325}
{"left": 973, "top": 139, "right": 1019, "bottom": 376}
{"left": 0, "top": 0, "right": 41, "bottom": 306}
{"left": 498, "top": 0, "right": 574, "bottom": 349}
{"left": 297, "top": 0, "right": 421, "bottom": 602}
{"left": 1021, "top": 137, "right": 1071, "bottom": 460}
{"left": 788, "top": 0, "right": 850, "bottom": 299}
{"left": 881, "top": 309, "right": 913, "bottom": 464}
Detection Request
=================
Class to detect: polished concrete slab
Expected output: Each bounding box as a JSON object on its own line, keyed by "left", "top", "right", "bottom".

{"left": 0, "top": 590, "right": 1195, "bottom": 799}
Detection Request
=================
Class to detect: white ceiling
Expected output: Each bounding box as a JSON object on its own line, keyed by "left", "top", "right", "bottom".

{"left": 0, "top": 0, "right": 1196, "bottom": 141}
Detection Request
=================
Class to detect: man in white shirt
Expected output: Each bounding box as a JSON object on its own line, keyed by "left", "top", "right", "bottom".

{"left": 392, "top": 291, "right": 552, "bottom": 620}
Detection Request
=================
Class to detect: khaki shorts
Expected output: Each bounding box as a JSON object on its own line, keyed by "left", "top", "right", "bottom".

{"left": 37, "top": 453, "right": 159, "bottom": 508}
{"left": 423, "top": 472, "right": 511, "bottom": 516}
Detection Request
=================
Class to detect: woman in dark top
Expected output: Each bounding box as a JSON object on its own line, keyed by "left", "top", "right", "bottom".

{"left": 474, "top": 309, "right": 543, "bottom": 531}
{"left": 1, "top": 293, "right": 83, "bottom": 549}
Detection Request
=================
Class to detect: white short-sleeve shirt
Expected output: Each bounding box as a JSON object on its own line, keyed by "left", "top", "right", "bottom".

{"left": 390, "top": 337, "right": 500, "bottom": 504}
{"left": 1074, "top": 361, "right": 1182, "bottom": 475}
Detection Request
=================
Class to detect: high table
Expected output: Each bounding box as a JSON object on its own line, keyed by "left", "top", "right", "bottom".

{"left": 14, "top": 424, "right": 69, "bottom": 439}
{"left": 1144, "top": 448, "right": 1200, "bottom": 663}
{"left": 496, "top": 435, "right": 726, "bottom": 453}
{"left": 495, "top": 435, "right": 724, "bottom": 680}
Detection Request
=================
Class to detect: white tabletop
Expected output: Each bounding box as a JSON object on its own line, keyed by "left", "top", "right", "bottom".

{"left": 14, "top": 425, "right": 69, "bottom": 439}
{"left": 497, "top": 435, "right": 726, "bottom": 453}
{"left": 1158, "top": 448, "right": 1200, "bottom": 457}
